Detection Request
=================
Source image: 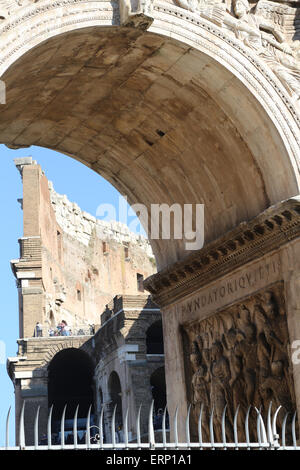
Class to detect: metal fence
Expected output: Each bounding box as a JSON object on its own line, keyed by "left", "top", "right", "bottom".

{"left": 1, "top": 401, "right": 300, "bottom": 450}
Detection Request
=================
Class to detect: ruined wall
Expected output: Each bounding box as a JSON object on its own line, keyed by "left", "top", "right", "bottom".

{"left": 93, "top": 295, "right": 164, "bottom": 441}
{"left": 12, "top": 157, "right": 156, "bottom": 338}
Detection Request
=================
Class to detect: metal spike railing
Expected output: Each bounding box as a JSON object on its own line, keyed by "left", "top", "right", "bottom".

{"left": 292, "top": 411, "right": 297, "bottom": 449}
{"left": 5, "top": 406, "right": 11, "bottom": 450}
{"left": 185, "top": 404, "right": 191, "bottom": 449}
{"left": 98, "top": 405, "right": 104, "bottom": 449}
{"left": 85, "top": 404, "right": 91, "bottom": 450}
{"left": 209, "top": 405, "right": 214, "bottom": 447}
{"left": 245, "top": 405, "right": 251, "bottom": 448}
{"left": 198, "top": 403, "right": 203, "bottom": 448}
{"left": 34, "top": 405, "right": 40, "bottom": 450}
{"left": 124, "top": 408, "right": 129, "bottom": 449}
{"left": 162, "top": 406, "right": 167, "bottom": 449}
{"left": 60, "top": 404, "right": 67, "bottom": 449}
{"left": 47, "top": 404, "right": 53, "bottom": 449}
{"left": 111, "top": 404, "right": 116, "bottom": 449}
{"left": 136, "top": 404, "right": 141, "bottom": 449}
{"left": 73, "top": 404, "right": 79, "bottom": 449}
{"left": 1, "top": 401, "right": 299, "bottom": 450}
{"left": 221, "top": 404, "right": 227, "bottom": 448}
{"left": 148, "top": 400, "right": 155, "bottom": 449}
{"left": 233, "top": 404, "right": 240, "bottom": 448}
{"left": 19, "top": 401, "right": 25, "bottom": 449}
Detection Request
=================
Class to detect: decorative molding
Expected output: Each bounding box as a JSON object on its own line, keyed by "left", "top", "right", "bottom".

{"left": 144, "top": 197, "right": 300, "bottom": 307}
{"left": 119, "top": 0, "right": 154, "bottom": 29}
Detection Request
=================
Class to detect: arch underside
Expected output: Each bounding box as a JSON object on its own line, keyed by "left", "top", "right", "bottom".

{"left": 1, "top": 24, "right": 299, "bottom": 269}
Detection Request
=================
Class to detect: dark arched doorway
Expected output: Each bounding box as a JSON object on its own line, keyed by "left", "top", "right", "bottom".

{"left": 150, "top": 366, "right": 167, "bottom": 412}
{"left": 108, "top": 371, "right": 123, "bottom": 433}
{"left": 48, "top": 348, "right": 94, "bottom": 424}
{"left": 146, "top": 320, "right": 164, "bottom": 355}
{"left": 150, "top": 367, "right": 168, "bottom": 430}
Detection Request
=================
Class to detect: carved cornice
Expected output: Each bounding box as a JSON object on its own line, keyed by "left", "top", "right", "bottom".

{"left": 144, "top": 197, "right": 300, "bottom": 307}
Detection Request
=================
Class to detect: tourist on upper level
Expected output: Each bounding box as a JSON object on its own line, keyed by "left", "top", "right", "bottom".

{"left": 34, "top": 322, "right": 43, "bottom": 337}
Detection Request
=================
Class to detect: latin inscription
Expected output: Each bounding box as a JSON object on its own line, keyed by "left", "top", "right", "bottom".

{"left": 182, "top": 258, "right": 281, "bottom": 315}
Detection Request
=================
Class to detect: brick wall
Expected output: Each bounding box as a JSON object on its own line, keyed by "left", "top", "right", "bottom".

{"left": 12, "top": 158, "right": 157, "bottom": 338}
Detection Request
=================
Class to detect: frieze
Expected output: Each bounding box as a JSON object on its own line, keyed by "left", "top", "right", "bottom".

{"left": 173, "top": 0, "right": 300, "bottom": 100}
{"left": 182, "top": 282, "right": 297, "bottom": 441}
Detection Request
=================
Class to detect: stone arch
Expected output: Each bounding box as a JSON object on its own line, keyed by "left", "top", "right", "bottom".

{"left": 41, "top": 339, "right": 91, "bottom": 366}
{"left": 0, "top": 1, "right": 299, "bottom": 270}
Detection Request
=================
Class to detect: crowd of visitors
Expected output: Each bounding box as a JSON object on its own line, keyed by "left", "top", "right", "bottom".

{"left": 49, "top": 320, "right": 72, "bottom": 337}
{"left": 34, "top": 320, "right": 95, "bottom": 337}
{"left": 34, "top": 320, "right": 71, "bottom": 337}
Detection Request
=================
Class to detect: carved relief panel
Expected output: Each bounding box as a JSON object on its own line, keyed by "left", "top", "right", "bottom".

{"left": 172, "top": 0, "right": 300, "bottom": 101}
{"left": 182, "top": 282, "right": 297, "bottom": 441}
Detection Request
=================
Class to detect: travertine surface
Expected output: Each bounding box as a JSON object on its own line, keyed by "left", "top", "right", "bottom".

{"left": 0, "top": 0, "right": 300, "bottom": 270}
{"left": 149, "top": 200, "right": 300, "bottom": 440}
{"left": 3, "top": 0, "right": 300, "bottom": 445}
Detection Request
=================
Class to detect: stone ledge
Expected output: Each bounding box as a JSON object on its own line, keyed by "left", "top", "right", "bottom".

{"left": 144, "top": 197, "right": 300, "bottom": 307}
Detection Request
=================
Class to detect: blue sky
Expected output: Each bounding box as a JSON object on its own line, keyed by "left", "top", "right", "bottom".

{"left": 0, "top": 144, "right": 141, "bottom": 446}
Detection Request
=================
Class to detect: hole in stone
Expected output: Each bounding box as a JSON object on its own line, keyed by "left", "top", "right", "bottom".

{"left": 227, "top": 241, "right": 236, "bottom": 250}
{"left": 272, "top": 215, "right": 283, "bottom": 225}
{"left": 265, "top": 219, "right": 274, "bottom": 229}
{"left": 254, "top": 225, "right": 265, "bottom": 235}
{"left": 282, "top": 210, "right": 292, "bottom": 220}
{"left": 244, "top": 230, "right": 255, "bottom": 240}
{"left": 210, "top": 251, "right": 219, "bottom": 260}
{"left": 235, "top": 236, "right": 245, "bottom": 246}
{"left": 156, "top": 129, "right": 165, "bottom": 137}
